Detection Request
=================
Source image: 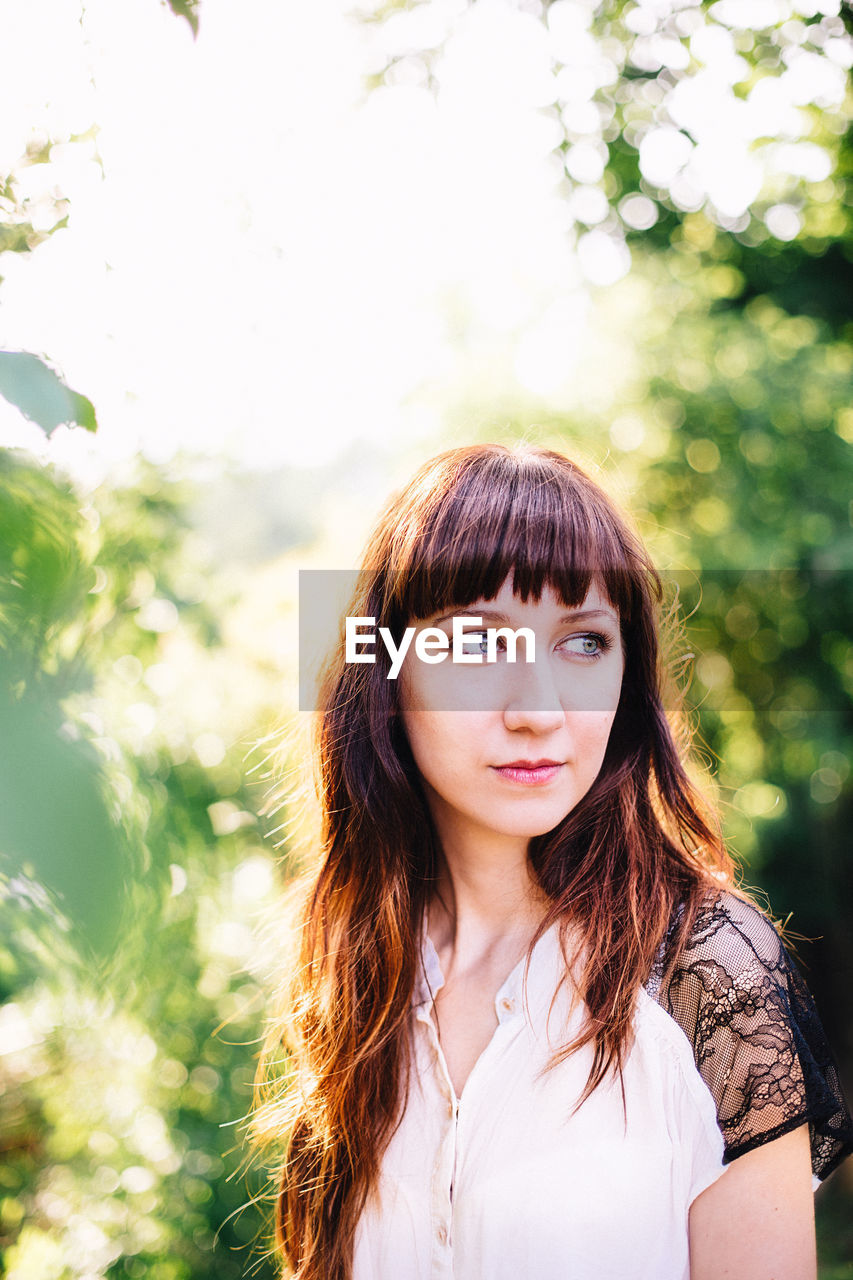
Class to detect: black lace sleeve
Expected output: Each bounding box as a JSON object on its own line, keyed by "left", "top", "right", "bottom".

{"left": 646, "top": 890, "right": 853, "bottom": 1180}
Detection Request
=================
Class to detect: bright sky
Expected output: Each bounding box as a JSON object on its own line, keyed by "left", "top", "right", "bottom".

{"left": 0, "top": 0, "right": 849, "bottom": 473}
{"left": 0, "top": 0, "right": 575, "bottom": 471}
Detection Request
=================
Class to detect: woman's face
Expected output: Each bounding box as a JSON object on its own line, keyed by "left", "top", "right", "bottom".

{"left": 396, "top": 575, "right": 625, "bottom": 856}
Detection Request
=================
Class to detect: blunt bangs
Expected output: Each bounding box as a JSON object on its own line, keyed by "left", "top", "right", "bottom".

{"left": 372, "top": 446, "right": 655, "bottom": 631}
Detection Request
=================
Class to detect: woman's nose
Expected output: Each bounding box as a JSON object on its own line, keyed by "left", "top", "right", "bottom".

{"left": 501, "top": 655, "right": 566, "bottom": 734}
{"left": 503, "top": 701, "right": 566, "bottom": 734}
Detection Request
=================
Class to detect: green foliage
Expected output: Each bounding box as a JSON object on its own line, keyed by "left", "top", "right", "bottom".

{"left": 167, "top": 0, "right": 200, "bottom": 36}
{"left": 0, "top": 451, "right": 98, "bottom": 691}
{"left": 0, "top": 867, "right": 277, "bottom": 1280}
{"left": 0, "top": 453, "right": 281, "bottom": 1278}
{"left": 0, "top": 695, "right": 129, "bottom": 959}
{"left": 638, "top": 298, "right": 852, "bottom": 875}
{"left": 0, "top": 452, "right": 124, "bottom": 956}
{"left": 0, "top": 0, "right": 287, "bottom": 1265}
{"left": 0, "top": 451, "right": 207, "bottom": 961}
{"left": 0, "top": 157, "right": 69, "bottom": 262}
{"left": 0, "top": 354, "right": 97, "bottom": 436}
{"left": 366, "top": 0, "right": 853, "bottom": 246}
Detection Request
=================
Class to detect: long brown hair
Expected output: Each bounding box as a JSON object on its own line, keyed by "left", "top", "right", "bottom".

{"left": 260, "top": 443, "right": 738, "bottom": 1280}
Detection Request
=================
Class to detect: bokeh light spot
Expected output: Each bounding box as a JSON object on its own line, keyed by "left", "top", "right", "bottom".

{"left": 686, "top": 438, "right": 722, "bottom": 472}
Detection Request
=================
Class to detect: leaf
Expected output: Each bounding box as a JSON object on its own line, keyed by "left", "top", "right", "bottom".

{"left": 166, "top": 0, "right": 200, "bottom": 36}
{"left": 0, "top": 352, "right": 97, "bottom": 436}
{"left": 0, "top": 451, "right": 96, "bottom": 688}
{"left": 0, "top": 684, "right": 131, "bottom": 961}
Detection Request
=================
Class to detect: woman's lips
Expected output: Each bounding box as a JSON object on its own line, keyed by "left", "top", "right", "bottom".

{"left": 492, "top": 762, "right": 563, "bottom": 785}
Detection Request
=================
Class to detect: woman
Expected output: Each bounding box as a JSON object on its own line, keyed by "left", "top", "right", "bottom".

{"left": 260, "top": 443, "right": 852, "bottom": 1280}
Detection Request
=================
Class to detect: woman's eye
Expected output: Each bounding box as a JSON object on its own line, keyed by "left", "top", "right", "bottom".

{"left": 458, "top": 631, "right": 506, "bottom": 656}
{"left": 561, "top": 633, "right": 609, "bottom": 659}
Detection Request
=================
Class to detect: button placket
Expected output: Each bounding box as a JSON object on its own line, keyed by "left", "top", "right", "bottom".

{"left": 496, "top": 975, "right": 522, "bottom": 1024}
{"left": 429, "top": 1087, "right": 456, "bottom": 1275}
{"left": 418, "top": 927, "right": 535, "bottom": 1275}
{"left": 416, "top": 1008, "right": 456, "bottom": 1273}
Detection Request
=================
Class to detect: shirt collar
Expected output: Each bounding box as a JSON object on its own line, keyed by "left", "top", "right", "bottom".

{"left": 413, "top": 915, "right": 578, "bottom": 1034}
{"left": 413, "top": 928, "right": 446, "bottom": 1008}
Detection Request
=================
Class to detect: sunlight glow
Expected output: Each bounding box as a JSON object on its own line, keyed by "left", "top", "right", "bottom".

{"left": 0, "top": 0, "right": 849, "bottom": 470}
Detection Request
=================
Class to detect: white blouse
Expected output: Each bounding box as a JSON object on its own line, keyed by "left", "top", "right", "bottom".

{"left": 351, "top": 893, "right": 850, "bottom": 1280}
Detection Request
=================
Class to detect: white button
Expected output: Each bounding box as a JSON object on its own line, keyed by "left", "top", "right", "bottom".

{"left": 436, "top": 1223, "right": 448, "bottom": 1246}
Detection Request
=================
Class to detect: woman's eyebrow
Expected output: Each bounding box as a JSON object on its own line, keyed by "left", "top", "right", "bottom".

{"left": 429, "top": 607, "right": 619, "bottom": 626}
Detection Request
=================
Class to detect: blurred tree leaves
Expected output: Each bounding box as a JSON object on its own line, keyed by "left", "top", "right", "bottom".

{"left": 0, "top": 450, "right": 281, "bottom": 1278}
{"left": 364, "top": 0, "right": 853, "bottom": 299}
{"left": 167, "top": 0, "right": 201, "bottom": 36}
{"left": 0, "top": 450, "right": 211, "bottom": 964}
{"left": 0, "top": 1, "right": 285, "bottom": 1276}
{"left": 0, "top": 453, "right": 97, "bottom": 690}
{"left": 0, "top": 141, "right": 97, "bottom": 434}
{"left": 0, "top": 354, "right": 98, "bottom": 436}
{"left": 0, "top": 147, "right": 70, "bottom": 262}
{"left": 0, "top": 452, "right": 121, "bottom": 958}
{"left": 0, "top": 693, "right": 127, "bottom": 959}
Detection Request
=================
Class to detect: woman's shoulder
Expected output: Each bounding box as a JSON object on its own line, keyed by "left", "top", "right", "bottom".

{"left": 636, "top": 888, "right": 785, "bottom": 1103}
{"left": 686, "top": 886, "right": 784, "bottom": 955}
{"left": 644, "top": 885, "right": 853, "bottom": 1182}
{"left": 647, "top": 887, "right": 783, "bottom": 988}
{"left": 655, "top": 887, "right": 788, "bottom": 991}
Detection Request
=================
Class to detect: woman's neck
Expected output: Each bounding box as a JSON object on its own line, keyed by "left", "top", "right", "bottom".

{"left": 426, "top": 832, "right": 551, "bottom": 976}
